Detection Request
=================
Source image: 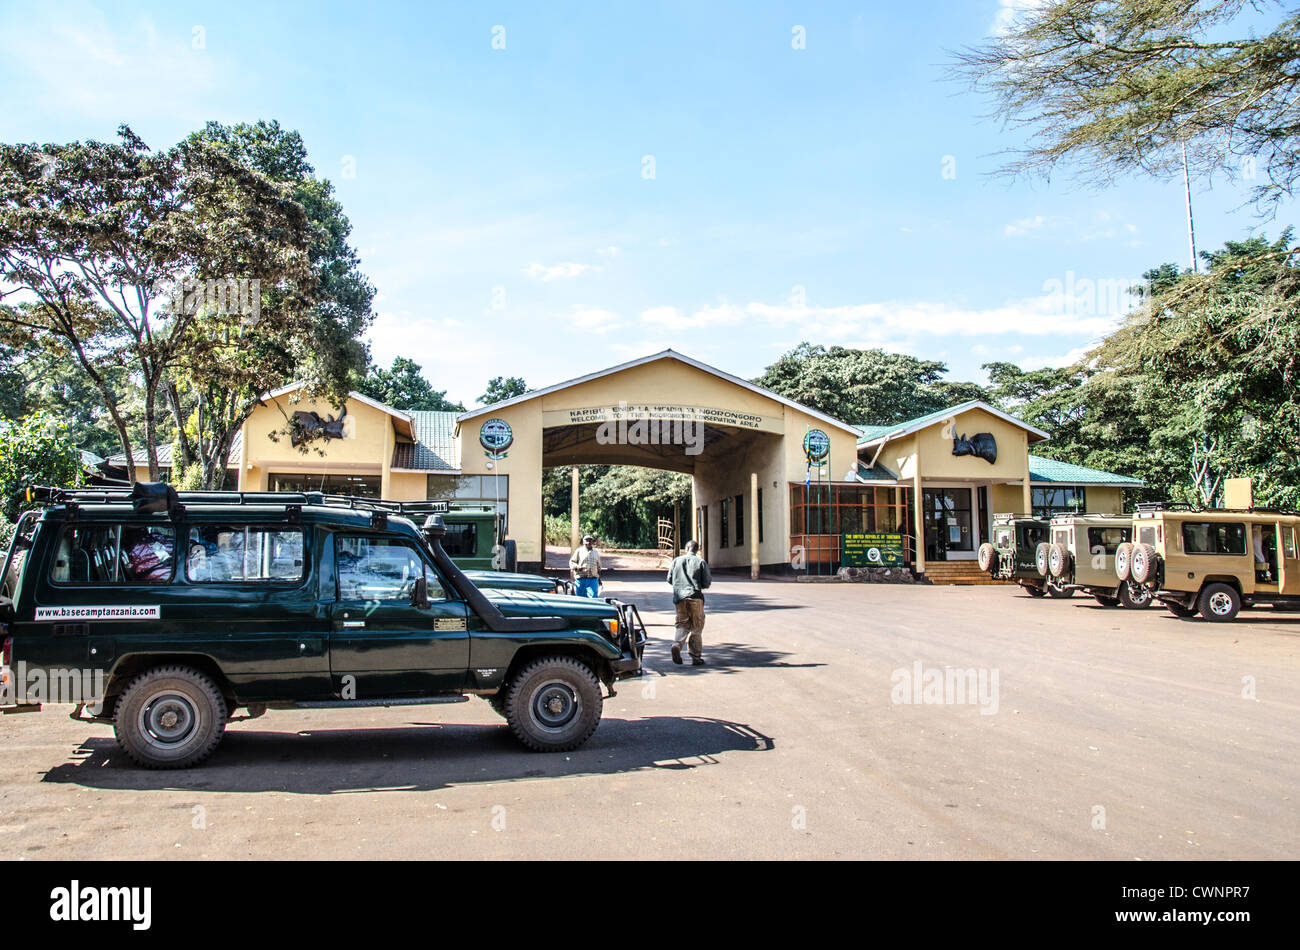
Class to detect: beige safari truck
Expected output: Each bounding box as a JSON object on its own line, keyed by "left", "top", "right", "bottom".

{"left": 1041, "top": 514, "right": 1153, "bottom": 608}
{"left": 1115, "top": 503, "right": 1300, "bottom": 621}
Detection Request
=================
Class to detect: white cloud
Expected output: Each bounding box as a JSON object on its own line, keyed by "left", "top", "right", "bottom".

{"left": 991, "top": 0, "right": 1049, "bottom": 36}
{"left": 595, "top": 246, "right": 620, "bottom": 257}
{"left": 568, "top": 307, "right": 623, "bottom": 333}
{"left": 640, "top": 303, "right": 746, "bottom": 331}
{"left": 1004, "top": 214, "right": 1048, "bottom": 237}
{"left": 523, "top": 261, "right": 596, "bottom": 281}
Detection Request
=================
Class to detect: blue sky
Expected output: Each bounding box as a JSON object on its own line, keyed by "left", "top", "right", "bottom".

{"left": 1, "top": 0, "right": 1292, "bottom": 407}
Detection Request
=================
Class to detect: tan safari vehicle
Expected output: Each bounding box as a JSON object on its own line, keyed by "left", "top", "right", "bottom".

{"left": 1115, "top": 504, "right": 1300, "bottom": 621}
{"left": 1039, "top": 514, "right": 1153, "bottom": 608}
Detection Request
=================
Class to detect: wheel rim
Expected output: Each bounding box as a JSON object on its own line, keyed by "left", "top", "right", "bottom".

{"left": 530, "top": 679, "right": 580, "bottom": 731}
{"left": 1129, "top": 585, "right": 1151, "bottom": 605}
{"left": 1209, "top": 591, "right": 1235, "bottom": 616}
{"left": 1115, "top": 549, "right": 1128, "bottom": 577}
{"left": 138, "top": 691, "right": 198, "bottom": 749}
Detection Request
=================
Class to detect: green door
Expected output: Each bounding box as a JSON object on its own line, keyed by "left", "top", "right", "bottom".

{"left": 329, "top": 534, "right": 470, "bottom": 696}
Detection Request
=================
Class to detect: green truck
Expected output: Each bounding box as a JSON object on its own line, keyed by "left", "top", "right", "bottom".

{"left": 0, "top": 484, "right": 646, "bottom": 768}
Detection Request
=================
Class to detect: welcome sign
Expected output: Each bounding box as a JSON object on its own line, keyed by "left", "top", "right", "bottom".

{"left": 841, "top": 533, "right": 905, "bottom": 567}
{"left": 542, "top": 404, "right": 783, "bottom": 433}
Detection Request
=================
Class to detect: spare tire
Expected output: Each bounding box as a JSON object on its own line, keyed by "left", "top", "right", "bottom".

{"left": 1130, "top": 543, "right": 1159, "bottom": 584}
{"left": 1048, "top": 542, "right": 1070, "bottom": 578}
{"left": 1034, "top": 542, "right": 1050, "bottom": 577}
{"left": 1114, "top": 542, "right": 1134, "bottom": 580}
{"left": 977, "top": 542, "right": 996, "bottom": 573}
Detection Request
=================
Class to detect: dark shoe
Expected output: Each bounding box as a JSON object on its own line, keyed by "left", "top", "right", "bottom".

{"left": 671, "top": 644, "right": 682, "bottom": 665}
{"left": 691, "top": 656, "right": 705, "bottom": 666}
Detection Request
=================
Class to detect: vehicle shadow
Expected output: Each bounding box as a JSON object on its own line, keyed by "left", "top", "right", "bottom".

{"left": 640, "top": 640, "right": 825, "bottom": 674}
{"left": 39, "top": 715, "right": 775, "bottom": 795}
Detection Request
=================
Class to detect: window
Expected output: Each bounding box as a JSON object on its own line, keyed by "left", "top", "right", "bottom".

{"left": 757, "top": 488, "right": 764, "bottom": 544}
{"left": 51, "top": 524, "right": 175, "bottom": 585}
{"left": 187, "top": 525, "right": 304, "bottom": 583}
{"left": 1182, "top": 522, "right": 1247, "bottom": 556}
{"left": 271, "top": 473, "right": 380, "bottom": 497}
{"left": 719, "top": 499, "right": 729, "bottom": 549}
{"left": 1284, "top": 526, "right": 1297, "bottom": 560}
{"left": 440, "top": 521, "right": 479, "bottom": 558}
{"left": 1087, "top": 526, "right": 1129, "bottom": 555}
{"left": 427, "top": 474, "right": 509, "bottom": 519}
{"left": 1032, "top": 487, "right": 1086, "bottom": 519}
{"left": 735, "top": 494, "right": 744, "bottom": 546}
{"left": 336, "top": 536, "right": 443, "bottom": 601}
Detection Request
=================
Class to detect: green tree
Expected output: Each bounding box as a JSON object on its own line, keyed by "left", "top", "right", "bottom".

{"left": 0, "top": 410, "right": 83, "bottom": 522}
{"left": 753, "top": 343, "right": 987, "bottom": 424}
{"left": 479, "top": 376, "right": 528, "bottom": 405}
{"left": 0, "top": 125, "right": 318, "bottom": 484}
{"left": 356, "top": 357, "right": 464, "bottom": 411}
{"left": 952, "top": 0, "right": 1300, "bottom": 212}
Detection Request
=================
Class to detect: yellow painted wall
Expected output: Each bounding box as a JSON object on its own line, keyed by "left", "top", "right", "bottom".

{"left": 240, "top": 393, "right": 389, "bottom": 491}
{"left": 1085, "top": 486, "right": 1124, "bottom": 514}
{"left": 991, "top": 483, "right": 1025, "bottom": 516}
{"left": 388, "top": 471, "right": 429, "bottom": 502}
{"left": 458, "top": 400, "right": 544, "bottom": 565}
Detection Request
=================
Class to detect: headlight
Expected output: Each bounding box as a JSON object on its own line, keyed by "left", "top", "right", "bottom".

{"left": 603, "top": 618, "right": 619, "bottom": 637}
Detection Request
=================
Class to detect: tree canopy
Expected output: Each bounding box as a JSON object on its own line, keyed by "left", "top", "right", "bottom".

{"left": 951, "top": 0, "right": 1300, "bottom": 213}
{"left": 356, "top": 357, "right": 465, "bottom": 412}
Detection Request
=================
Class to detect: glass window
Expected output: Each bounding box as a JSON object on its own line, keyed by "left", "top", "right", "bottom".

{"left": 1284, "top": 527, "right": 1297, "bottom": 559}
{"left": 52, "top": 524, "right": 175, "bottom": 585}
{"left": 1087, "top": 526, "right": 1129, "bottom": 555}
{"left": 719, "top": 499, "right": 729, "bottom": 549}
{"left": 336, "top": 536, "right": 442, "bottom": 601}
{"left": 757, "top": 488, "right": 764, "bottom": 544}
{"left": 1032, "top": 487, "right": 1086, "bottom": 519}
{"left": 440, "top": 521, "right": 479, "bottom": 558}
{"left": 1181, "top": 522, "right": 1248, "bottom": 556}
{"left": 735, "top": 494, "right": 744, "bottom": 546}
{"left": 186, "top": 525, "right": 304, "bottom": 583}
{"left": 271, "top": 473, "right": 381, "bottom": 498}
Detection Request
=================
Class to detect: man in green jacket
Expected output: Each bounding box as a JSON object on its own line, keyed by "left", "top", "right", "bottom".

{"left": 666, "top": 540, "right": 712, "bottom": 666}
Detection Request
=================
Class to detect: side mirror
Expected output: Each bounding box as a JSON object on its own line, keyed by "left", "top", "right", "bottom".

{"left": 411, "top": 576, "right": 431, "bottom": 609}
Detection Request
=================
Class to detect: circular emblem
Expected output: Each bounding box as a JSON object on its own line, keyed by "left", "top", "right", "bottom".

{"left": 867, "top": 547, "right": 882, "bottom": 563}
{"left": 803, "top": 428, "right": 830, "bottom": 461}
{"left": 480, "top": 418, "right": 513, "bottom": 459}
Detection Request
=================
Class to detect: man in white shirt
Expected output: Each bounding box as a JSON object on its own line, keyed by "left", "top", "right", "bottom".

{"left": 569, "top": 535, "right": 602, "bottom": 598}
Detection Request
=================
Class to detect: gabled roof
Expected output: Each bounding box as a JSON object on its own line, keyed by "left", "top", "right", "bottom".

{"left": 456, "top": 349, "right": 863, "bottom": 436}
{"left": 262, "top": 382, "right": 415, "bottom": 440}
{"left": 1029, "top": 455, "right": 1144, "bottom": 487}
{"left": 109, "top": 431, "right": 244, "bottom": 469}
{"left": 855, "top": 400, "right": 1051, "bottom": 448}
{"left": 393, "top": 411, "right": 461, "bottom": 472}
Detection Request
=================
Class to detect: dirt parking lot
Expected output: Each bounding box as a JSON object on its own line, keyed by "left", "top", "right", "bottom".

{"left": 1, "top": 574, "right": 1296, "bottom": 860}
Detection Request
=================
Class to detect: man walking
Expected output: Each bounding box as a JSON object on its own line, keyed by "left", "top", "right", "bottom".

{"left": 666, "top": 540, "right": 711, "bottom": 665}
{"left": 569, "top": 534, "right": 602, "bottom": 598}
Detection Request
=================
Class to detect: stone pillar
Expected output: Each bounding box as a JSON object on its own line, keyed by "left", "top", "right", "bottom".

{"left": 750, "top": 472, "right": 760, "bottom": 580}
{"left": 1022, "top": 478, "right": 1032, "bottom": 517}
{"left": 570, "top": 466, "right": 581, "bottom": 550}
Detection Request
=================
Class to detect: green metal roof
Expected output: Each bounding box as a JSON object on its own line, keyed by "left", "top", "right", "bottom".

{"left": 393, "top": 411, "right": 461, "bottom": 471}
{"left": 1028, "top": 455, "right": 1143, "bottom": 486}
{"left": 855, "top": 460, "right": 900, "bottom": 482}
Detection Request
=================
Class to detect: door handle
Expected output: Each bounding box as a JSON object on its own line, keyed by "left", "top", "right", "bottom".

{"left": 342, "top": 620, "right": 366, "bottom": 629}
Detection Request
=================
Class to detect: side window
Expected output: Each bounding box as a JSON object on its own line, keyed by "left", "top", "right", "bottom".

{"left": 440, "top": 522, "right": 478, "bottom": 558}
{"left": 1284, "top": 526, "right": 1298, "bottom": 560}
{"left": 51, "top": 524, "right": 174, "bottom": 585}
{"left": 1087, "top": 527, "right": 1126, "bottom": 554}
{"left": 336, "top": 536, "right": 444, "bottom": 601}
{"left": 1137, "top": 525, "right": 1156, "bottom": 546}
{"left": 187, "top": 525, "right": 305, "bottom": 583}
{"left": 1181, "top": 522, "right": 1247, "bottom": 556}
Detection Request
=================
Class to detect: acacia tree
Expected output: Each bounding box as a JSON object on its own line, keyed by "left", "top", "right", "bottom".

{"left": 0, "top": 126, "right": 316, "bottom": 482}
{"left": 952, "top": 0, "right": 1300, "bottom": 213}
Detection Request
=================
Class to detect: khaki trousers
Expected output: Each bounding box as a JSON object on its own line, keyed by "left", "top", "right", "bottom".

{"left": 673, "top": 597, "right": 706, "bottom": 659}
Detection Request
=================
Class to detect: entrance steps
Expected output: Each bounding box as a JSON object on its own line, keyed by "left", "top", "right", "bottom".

{"left": 919, "top": 561, "right": 1010, "bottom": 585}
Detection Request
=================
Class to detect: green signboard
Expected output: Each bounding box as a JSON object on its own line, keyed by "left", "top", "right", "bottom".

{"left": 841, "top": 533, "right": 905, "bottom": 567}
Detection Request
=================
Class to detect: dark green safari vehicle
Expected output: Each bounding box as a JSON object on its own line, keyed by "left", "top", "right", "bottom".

{"left": 442, "top": 504, "right": 515, "bottom": 571}
{"left": 978, "top": 513, "right": 1073, "bottom": 598}
{"left": 0, "top": 484, "right": 646, "bottom": 768}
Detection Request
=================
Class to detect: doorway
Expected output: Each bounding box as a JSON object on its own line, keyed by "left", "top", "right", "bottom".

{"left": 923, "top": 488, "right": 975, "bottom": 561}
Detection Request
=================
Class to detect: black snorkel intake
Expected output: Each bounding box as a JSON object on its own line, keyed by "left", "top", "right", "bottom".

{"left": 421, "top": 515, "right": 567, "bottom": 633}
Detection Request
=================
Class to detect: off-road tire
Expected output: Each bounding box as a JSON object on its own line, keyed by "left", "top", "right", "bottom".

{"left": 504, "top": 539, "right": 518, "bottom": 573}
{"left": 1046, "top": 575, "right": 1075, "bottom": 598}
{"left": 504, "top": 656, "right": 603, "bottom": 752}
{"left": 1164, "top": 600, "right": 1198, "bottom": 618}
{"left": 1094, "top": 595, "right": 1121, "bottom": 607}
{"left": 485, "top": 693, "right": 508, "bottom": 719}
{"left": 1023, "top": 584, "right": 1048, "bottom": 598}
{"left": 1130, "top": 543, "right": 1159, "bottom": 584}
{"left": 1114, "top": 542, "right": 1134, "bottom": 581}
{"left": 1034, "top": 542, "right": 1050, "bottom": 577}
{"left": 114, "top": 665, "right": 227, "bottom": 769}
{"left": 977, "top": 543, "right": 996, "bottom": 573}
{"left": 1197, "top": 583, "right": 1241, "bottom": 623}
{"left": 1118, "top": 581, "right": 1153, "bottom": 609}
{"left": 1048, "top": 542, "right": 1070, "bottom": 578}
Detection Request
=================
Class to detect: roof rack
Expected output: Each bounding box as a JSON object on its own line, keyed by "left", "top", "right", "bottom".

{"left": 25, "top": 485, "right": 451, "bottom": 517}
{"left": 1134, "top": 500, "right": 1300, "bottom": 517}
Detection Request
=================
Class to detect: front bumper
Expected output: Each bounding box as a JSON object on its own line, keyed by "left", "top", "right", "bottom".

{"left": 604, "top": 598, "right": 648, "bottom": 678}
